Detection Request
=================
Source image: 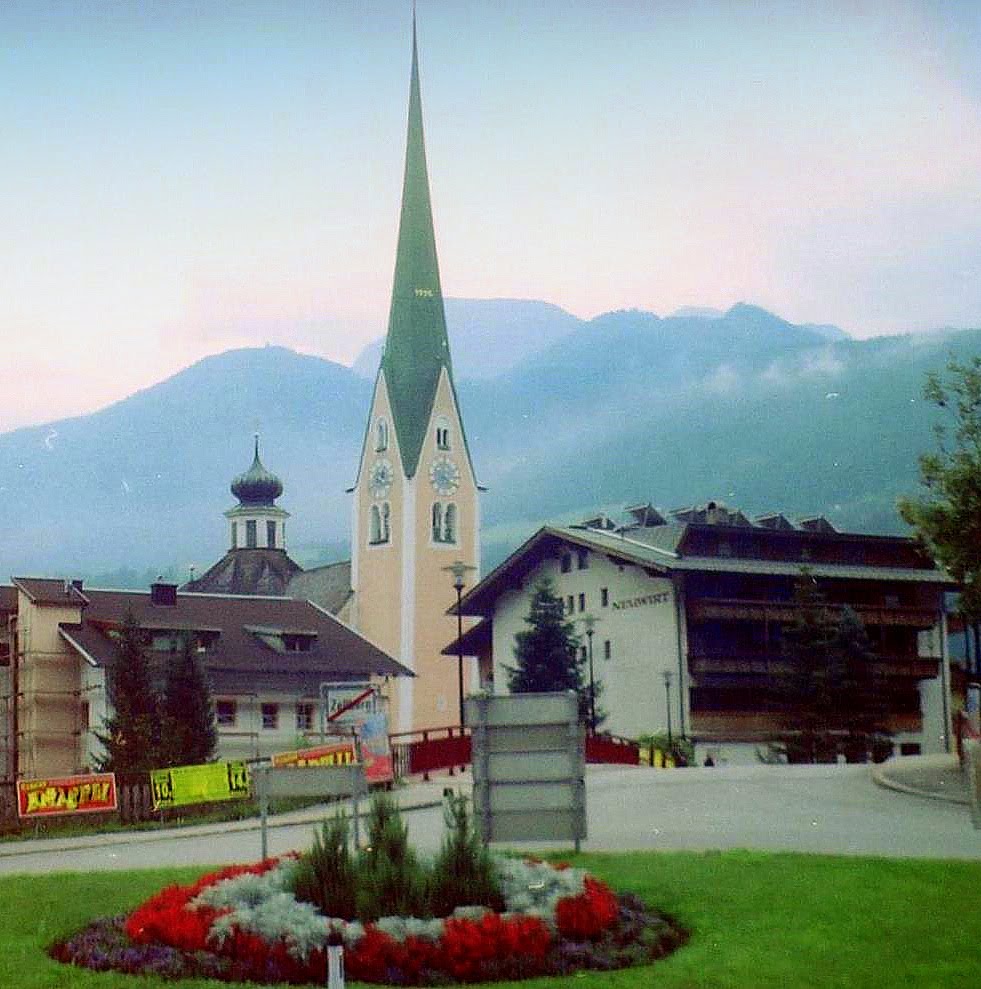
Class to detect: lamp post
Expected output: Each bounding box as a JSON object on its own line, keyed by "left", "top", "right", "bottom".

{"left": 662, "top": 670, "right": 673, "bottom": 747}
{"left": 582, "top": 614, "right": 598, "bottom": 734}
{"left": 443, "top": 561, "right": 476, "bottom": 727}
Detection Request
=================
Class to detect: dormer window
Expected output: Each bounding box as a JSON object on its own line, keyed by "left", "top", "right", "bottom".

{"left": 282, "top": 633, "right": 314, "bottom": 652}
{"left": 375, "top": 418, "right": 389, "bottom": 452}
{"left": 435, "top": 416, "right": 451, "bottom": 451}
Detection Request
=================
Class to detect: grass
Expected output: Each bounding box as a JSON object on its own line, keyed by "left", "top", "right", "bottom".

{"left": 4, "top": 850, "right": 980, "bottom": 988}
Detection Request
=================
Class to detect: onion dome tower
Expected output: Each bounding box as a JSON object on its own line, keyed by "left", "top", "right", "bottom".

{"left": 182, "top": 436, "right": 302, "bottom": 596}
{"left": 226, "top": 435, "right": 289, "bottom": 551}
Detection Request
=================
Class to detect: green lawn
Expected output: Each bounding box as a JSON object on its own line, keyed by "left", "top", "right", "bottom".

{"left": 4, "top": 851, "right": 979, "bottom": 988}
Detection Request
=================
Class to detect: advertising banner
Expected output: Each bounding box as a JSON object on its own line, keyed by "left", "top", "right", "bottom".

{"left": 321, "top": 683, "right": 394, "bottom": 785}
{"left": 150, "top": 761, "right": 250, "bottom": 811}
{"left": 17, "top": 773, "right": 118, "bottom": 818}
{"left": 271, "top": 742, "right": 357, "bottom": 768}
{"left": 357, "top": 711, "right": 394, "bottom": 785}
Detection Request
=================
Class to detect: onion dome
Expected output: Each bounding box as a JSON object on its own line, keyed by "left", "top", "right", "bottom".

{"left": 231, "top": 436, "right": 283, "bottom": 506}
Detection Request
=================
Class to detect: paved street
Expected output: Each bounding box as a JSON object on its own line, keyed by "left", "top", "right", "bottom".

{"left": 0, "top": 763, "right": 977, "bottom": 875}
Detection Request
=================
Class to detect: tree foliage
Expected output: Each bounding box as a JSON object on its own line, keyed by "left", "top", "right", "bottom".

{"left": 899, "top": 355, "right": 981, "bottom": 621}
{"left": 95, "top": 613, "right": 161, "bottom": 772}
{"left": 772, "top": 574, "right": 890, "bottom": 762}
{"left": 160, "top": 634, "right": 218, "bottom": 768}
{"left": 506, "top": 578, "right": 591, "bottom": 722}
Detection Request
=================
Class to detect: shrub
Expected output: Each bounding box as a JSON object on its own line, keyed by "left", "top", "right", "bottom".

{"left": 427, "top": 792, "right": 503, "bottom": 916}
{"left": 356, "top": 793, "right": 428, "bottom": 921}
{"left": 291, "top": 814, "right": 358, "bottom": 920}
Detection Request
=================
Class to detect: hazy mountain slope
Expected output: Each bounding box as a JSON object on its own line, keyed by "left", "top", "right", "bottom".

{"left": 0, "top": 304, "right": 974, "bottom": 580}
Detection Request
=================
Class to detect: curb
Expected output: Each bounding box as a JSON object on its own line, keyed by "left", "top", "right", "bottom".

{"left": 0, "top": 795, "right": 445, "bottom": 861}
{"left": 870, "top": 761, "right": 970, "bottom": 807}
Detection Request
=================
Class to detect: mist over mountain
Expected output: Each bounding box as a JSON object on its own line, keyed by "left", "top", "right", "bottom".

{"left": 0, "top": 300, "right": 976, "bottom": 582}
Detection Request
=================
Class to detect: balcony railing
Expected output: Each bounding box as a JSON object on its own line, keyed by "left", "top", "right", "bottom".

{"left": 688, "top": 650, "right": 938, "bottom": 680}
{"left": 688, "top": 598, "right": 939, "bottom": 628}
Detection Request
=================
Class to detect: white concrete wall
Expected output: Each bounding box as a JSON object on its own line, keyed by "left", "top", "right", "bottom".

{"left": 490, "top": 547, "right": 680, "bottom": 739}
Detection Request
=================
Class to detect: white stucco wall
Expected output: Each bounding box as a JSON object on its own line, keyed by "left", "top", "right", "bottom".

{"left": 490, "top": 546, "right": 681, "bottom": 739}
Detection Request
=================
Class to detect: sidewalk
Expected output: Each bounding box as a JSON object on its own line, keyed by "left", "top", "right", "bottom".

{"left": 871, "top": 754, "right": 970, "bottom": 805}
{"left": 0, "top": 771, "right": 470, "bottom": 861}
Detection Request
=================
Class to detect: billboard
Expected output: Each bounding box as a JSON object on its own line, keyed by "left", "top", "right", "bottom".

{"left": 150, "top": 760, "right": 251, "bottom": 811}
{"left": 17, "top": 773, "right": 118, "bottom": 818}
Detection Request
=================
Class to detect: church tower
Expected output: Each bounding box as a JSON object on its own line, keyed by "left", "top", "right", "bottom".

{"left": 351, "top": 18, "right": 479, "bottom": 733}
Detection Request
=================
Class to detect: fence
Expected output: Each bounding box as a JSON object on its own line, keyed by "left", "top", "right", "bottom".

{"left": 389, "top": 725, "right": 471, "bottom": 781}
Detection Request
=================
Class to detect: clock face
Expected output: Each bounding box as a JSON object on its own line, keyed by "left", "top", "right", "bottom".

{"left": 369, "top": 458, "right": 393, "bottom": 499}
{"left": 429, "top": 455, "right": 461, "bottom": 496}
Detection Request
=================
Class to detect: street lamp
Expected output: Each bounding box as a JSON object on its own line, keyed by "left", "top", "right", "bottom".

{"left": 581, "top": 614, "right": 598, "bottom": 734}
{"left": 662, "top": 670, "right": 673, "bottom": 747}
{"left": 443, "top": 560, "right": 476, "bottom": 727}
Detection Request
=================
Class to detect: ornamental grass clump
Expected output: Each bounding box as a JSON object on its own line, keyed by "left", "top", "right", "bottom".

{"left": 291, "top": 813, "right": 358, "bottom": 920}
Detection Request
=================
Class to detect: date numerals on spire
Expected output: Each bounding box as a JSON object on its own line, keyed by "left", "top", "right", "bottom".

{"left": 414, "top": 287, "right": 435, "bottom": 298}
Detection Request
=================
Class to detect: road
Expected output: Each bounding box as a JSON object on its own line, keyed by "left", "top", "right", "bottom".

{"left": 0, "top": 764, "right": 977, "bottom": 875}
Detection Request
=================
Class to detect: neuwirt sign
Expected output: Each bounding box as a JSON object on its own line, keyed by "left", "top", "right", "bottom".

{"left": 611, "top": 591, "right": 670, "bottom": 611}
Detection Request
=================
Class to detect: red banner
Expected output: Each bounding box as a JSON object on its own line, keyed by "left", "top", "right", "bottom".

{"left": 17, "top": 773, "right": 118, "bottom": 818}
{"left": 270, "top": 743, "right": 357, "bottom": 768}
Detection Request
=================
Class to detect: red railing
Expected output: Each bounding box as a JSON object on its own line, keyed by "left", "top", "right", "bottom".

{"left": 586, "top": 732, "right": 640, "bottom": 765}
{"left": 388, "top": 725, "right": 471, "bottom": 781}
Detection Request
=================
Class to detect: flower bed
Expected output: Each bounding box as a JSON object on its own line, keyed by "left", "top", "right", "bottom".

{"left": 51, "top": 855, "right": 687, "bottom": 985}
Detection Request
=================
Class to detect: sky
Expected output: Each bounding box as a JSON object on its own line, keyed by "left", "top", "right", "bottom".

{"left": 1, "top": 0, "right": 980, "bottom": 430}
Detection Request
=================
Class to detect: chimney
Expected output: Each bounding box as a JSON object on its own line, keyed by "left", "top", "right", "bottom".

{"left": 150, "top": 582, "right": 178, "bottom": 607}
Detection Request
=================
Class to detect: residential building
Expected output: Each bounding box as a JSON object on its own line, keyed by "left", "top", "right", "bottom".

{"left": 445, "top": 502, "right": 953, "bottom": 763}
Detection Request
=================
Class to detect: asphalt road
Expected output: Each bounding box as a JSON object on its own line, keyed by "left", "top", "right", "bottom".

{"left": 0, "top": 764, "right": 977, "bottom": 875}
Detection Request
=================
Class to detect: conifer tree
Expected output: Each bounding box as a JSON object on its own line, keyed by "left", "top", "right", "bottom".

{"left": 507, "top": 578, "right": 589, "bottom": 721}
{"left": 95, "top": 612, "right": 161, "bottom": 772}
{"left": 160, "top": 633, "right": 217, "bottom": 767}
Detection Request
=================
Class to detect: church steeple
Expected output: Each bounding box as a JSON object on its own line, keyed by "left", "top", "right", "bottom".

{"left": 380, "top": 16, "right": 453, "bottom": 479}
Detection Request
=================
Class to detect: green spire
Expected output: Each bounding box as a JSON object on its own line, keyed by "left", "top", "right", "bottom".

{"left": 380, "top": 17, "right": 453, "bottom": 478}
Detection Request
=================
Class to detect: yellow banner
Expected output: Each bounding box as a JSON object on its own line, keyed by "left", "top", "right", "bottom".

{"left": 271, "top": 743, "right": 356, "bottom": 768}
{"left": 150, "top": 761, "right": 250, "bottom": 810}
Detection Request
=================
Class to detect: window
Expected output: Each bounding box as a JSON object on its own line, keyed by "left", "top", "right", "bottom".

{"left": 261, "top": 703, "right": 278, "bottom": 731}
{"left": 601, "top": 587, "right": 609, "bottom": 607}
{"left": 603, "top": 640, "right": 611, "bottom": 660}
{"left": 577, "top": 550, "right": 589, "bottom": 570}
{"left": 578, "top": 592, "right": 586, "bottom": 612}
{"left": 370, "top": 504, "right": 391, "bottom": 545}
{"left": 560, "top": 553, "right": 572, "bottom": 574}
{"left": 579, "top": 646, "right": 587, "bottom": 661}
{"left": 231, "top": 522, "right": 238, "bottom": 549}
{"left": 432, "top": 502, "right": 457, "bottom": 544}
{"left": 282, "top": 634, "right": 314, "bottom": 653}
{"left": 375, "top": 418, "right": 388, "bottom": 452}
{"left": 566, "top": 594, "right": 574, "bottom": 614}
{"left": 246, "top": 519, "right": 257, "bottom": 548}
{"left": 151, "top": 634, "right": 177, "bottom": 653}
{"left": 216, "top": 700, "right": 236, "bottom": 727}
{"left": 296, "top": 703, "right": 315, "bottom": 732}
{"left": 267, "top": 520, "right": 277, "bottom": 548}
{"left": 900, "top": 743, "right": 921, "bottom": 756}
{"left": 435, "top": 417, "right": 451, "bottom": 450}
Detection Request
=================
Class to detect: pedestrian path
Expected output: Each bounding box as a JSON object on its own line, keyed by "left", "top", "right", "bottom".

{"left": 871, "top": 754, "right": 970, "bottom": 805}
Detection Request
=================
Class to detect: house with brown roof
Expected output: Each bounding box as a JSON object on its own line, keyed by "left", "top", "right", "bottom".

{"left": 1, "top": 576, "right": 409, "bottom": 778}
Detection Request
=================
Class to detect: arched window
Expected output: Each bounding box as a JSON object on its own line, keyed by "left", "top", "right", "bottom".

{"left": 431, "top": 503, "right": 443, "bottom": 542}
{"left": 443, "top": 503, "right": 457, "bottom": 544}
{"left": 381, "top": 502, "right": 391, "bottom": 543}
{"left": 369, "top": 505, "right": 382, "bottom": 544}
{"left": 375, "top": 418, "right": 389, "bottom": 452}
{"left": 435, "top": 416, "right": 451, "bottom": 451}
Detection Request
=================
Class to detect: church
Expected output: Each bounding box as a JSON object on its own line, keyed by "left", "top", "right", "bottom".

{"left": 185, "top": 20, "right": 479, "bottom": 737}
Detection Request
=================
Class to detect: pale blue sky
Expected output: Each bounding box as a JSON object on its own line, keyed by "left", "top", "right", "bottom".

{"left": 2, "top": 0, "right": 979, "bottom": 428}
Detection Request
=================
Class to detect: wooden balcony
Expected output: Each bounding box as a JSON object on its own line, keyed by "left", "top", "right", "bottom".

{"left": 691, "top": 710, "right": 922, "bottom": 742}
{"left": 688, "top": 598, "right": 939, "bottom": 629}
{"left": 688, "top": 651, "right": 938, "bottom": 681}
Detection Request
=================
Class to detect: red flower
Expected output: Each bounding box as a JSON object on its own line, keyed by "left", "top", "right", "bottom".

{"left": 555, "top": 876, "right": 619, "bottom": 940}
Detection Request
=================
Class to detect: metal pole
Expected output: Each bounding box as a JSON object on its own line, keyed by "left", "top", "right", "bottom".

{"left": 663, "top": 670, "right": 673, "bottom": 747}
{"left": 457, "top": 583, "right": 465, "bottom": 728}
{"left": 587, "top": 628, "right": 596, "bottom": 733}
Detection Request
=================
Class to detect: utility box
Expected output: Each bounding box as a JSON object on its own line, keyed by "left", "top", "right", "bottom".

{"left": 466, "top": 691, "right": 585, "bottom": 847}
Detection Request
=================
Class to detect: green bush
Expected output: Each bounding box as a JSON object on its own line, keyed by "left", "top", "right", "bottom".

{"left": 291, "top": 813, "right": 358, "bottom": 920}
{"left": 356, "top": 793, "right": 428, "bottom": 920}
{"left": 427, "top": 792, "right": 503, "bottom": 916}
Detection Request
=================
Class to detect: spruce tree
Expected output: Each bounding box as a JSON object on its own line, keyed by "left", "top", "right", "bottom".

{"left": 507, "top": 578, "right": 589, "bottom": 720}
{"left": 95, "top": 612, "right": 161, "bottom": 772}
{"left": 160, "top": 633, "right": 218, "bottom": 767}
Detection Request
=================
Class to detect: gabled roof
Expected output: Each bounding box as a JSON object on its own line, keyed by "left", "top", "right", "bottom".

{"left": 12, "top": 576, "right": 89, "bottom": 606}
{"left": 287, "top": 561, "right": 353, "bottom": 615}
{"left": 453, "top": 521, "right": 952, "bottom": 617}
{"left": 50, "top": 586, "right": 410, "bottom": 685}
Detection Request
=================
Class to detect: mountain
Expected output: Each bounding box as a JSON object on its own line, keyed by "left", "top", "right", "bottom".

{"left": 0, "top": 303, "right": 976, "bottom": 580}
{"left": 353, "top": 298, "right": 584, "bottom": 380}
